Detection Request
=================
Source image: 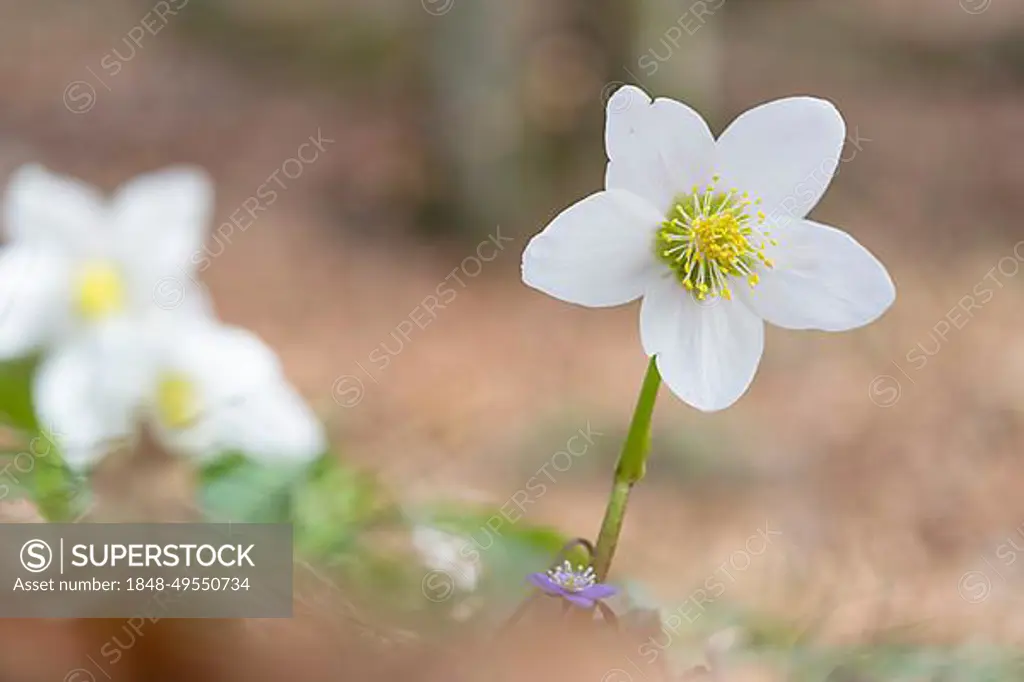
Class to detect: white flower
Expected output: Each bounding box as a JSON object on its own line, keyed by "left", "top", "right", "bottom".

{"left": 0, "top": 164, "right": 214, "bottom": 358}
{"left": 34, "top": 309, "right": 327, "bottom": 469}
{"left": 0, "top": 165, "right": 327, "bottom": 468}
{"left": 522, "top": 86, "right": 895, "bottom": 411}
{"left": 413, "top": 526, "right": 480, "bottom": 592}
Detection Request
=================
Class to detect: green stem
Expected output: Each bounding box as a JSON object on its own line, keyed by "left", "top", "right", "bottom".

{"left": 591, "top": 356, "right": 662, "bottom": 581}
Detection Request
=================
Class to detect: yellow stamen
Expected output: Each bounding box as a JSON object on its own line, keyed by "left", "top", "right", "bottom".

{"left": 654, "top": 178, "right": 777, "bottom": 301}
{"left": 74, "top": 262, "right": 124, "bottom": 321}
{"left": 156, "top": 373, "right": 199, "bottom": 429}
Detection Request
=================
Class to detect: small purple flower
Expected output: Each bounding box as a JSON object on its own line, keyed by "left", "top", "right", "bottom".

{"left": 528, "top": 560, "right": 618, "bottom": 609}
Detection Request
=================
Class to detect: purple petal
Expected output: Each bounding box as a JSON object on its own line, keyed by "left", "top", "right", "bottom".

{"left": 527, "top": 572, "right": 563, "bottom": 595}
{"left": 564, "top": 593, "right": 595, "bottom": 609}
{"left": 578, "top": 583, "right": 618, "bottom": 600}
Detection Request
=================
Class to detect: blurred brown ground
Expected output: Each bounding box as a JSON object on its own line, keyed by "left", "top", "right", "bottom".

{"left": 2, "top": 0, "right": 1024, "bottom": 666}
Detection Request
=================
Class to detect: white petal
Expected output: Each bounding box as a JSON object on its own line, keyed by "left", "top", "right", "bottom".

{"left": 147, "top": 271, "right": 219, "bottom": 322}
{"left": 167, "top": 385, "right": 327, "bottom": 464}
{"left": 109, "top": 166, "right": 214, "bottom": 301}
{"left": 413, "top": 527, "right": 454, "bottom": 557}
{"left": 33, "top": 326, "right": 151, "bottom": 469}
{"left": 605, "top": 85, "right": 653, "bottom": 159}
{"left": 605, "top": 85, "right": 715, "bottom": 211}
{"left": 640, "top": 276, "right": 764, "bottom": 411}
{"left": 522, "top": 190, "right": 662, "bottom": 307}
{"left": 161, "top": 322, "right": 280, "bottom": 394}
{"left": 741, "top": 219, "right": 895, "bottom": 331}
{"left": 4, "top": 164, "right": 104, "bottom": 248}
{"left": 715, "top": 97, "right": 845, "bottom": 226}
{"left": 414, "top": 527, "right": 464, "bottom": 567}
{"left": 0, "top": 246, "right": 71, "bottom": 358}
{"left": 414, "top": 527, "right": 479, "bottom": 591}
{"left": 156, "top": 323, "right": 326, "bottom": 463}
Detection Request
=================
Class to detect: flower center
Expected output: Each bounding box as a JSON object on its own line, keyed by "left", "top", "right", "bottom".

{"left": 654, "top": 176, "right": 776, "bottom": 301}
{"left": 74, "top": 261, "right": 125, "bottom": 321}
{"left": 156, "top": 372, "right": 200, "bottom": 429}
{"left": 547, "top": 560, "right": 597, "bottom": 593}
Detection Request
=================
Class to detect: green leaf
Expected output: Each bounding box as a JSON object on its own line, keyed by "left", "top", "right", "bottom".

{"left": 0, "top": 430, "right": 85, "bottom": 522}
{"left": 198, "top": 452, "right": 308, "bottom": 523}
{"left": 31, "top": 447, "right": 87, "bottom": 522}
{"left": 0, "top": 356, "right": 40, "bottom": 432}
{"left": 0, "top": 355, "right": 89, "bottom": 521}
{"left": 293, "top": 455, "right": 401, "bottom": 559}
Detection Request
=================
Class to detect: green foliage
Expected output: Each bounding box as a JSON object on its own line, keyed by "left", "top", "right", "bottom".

{"left": 0, "top": 356, "right": 39, "bottom": 432}
{"left": 197, "top": 451, "right": 404, "bottom": 554}
{"left": 0, "top": 357, "right": 85, "bottom": 522}
{"left": 198, "top": 450, "right": 425, "bottom": 613}
{"left": 198, "top": 452, "right": 301, "bottom": 523}
{"left": 293, "top": 455, "right": 401, "bottom": 558}
{"left": 27, "top": 446, "right": 89, "bottom": 522}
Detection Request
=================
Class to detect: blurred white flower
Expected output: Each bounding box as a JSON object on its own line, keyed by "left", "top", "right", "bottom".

{"left": 34, "top": 311, "right": 327, "bottom": 469}
{"left": 0, "top": 164, "right": 326, "bottom": 468}
{"left": 522, "top": 85, "right": 895, "bottom": 411}
{"left": 413, "top": 526, "right": 480, "bottom": 592}
{"left": 0, "top": 164, "right": 213, "bottom": 358}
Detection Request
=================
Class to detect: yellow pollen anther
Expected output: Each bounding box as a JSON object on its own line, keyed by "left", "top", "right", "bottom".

{"left": 74, "top": 262, "right": 124, "bottom": 321}
{"left": 156, "top": 373, "right": 200, "bottom": 429}
{"left": 654, "top": 178, "right": 777, "bottom": 301}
